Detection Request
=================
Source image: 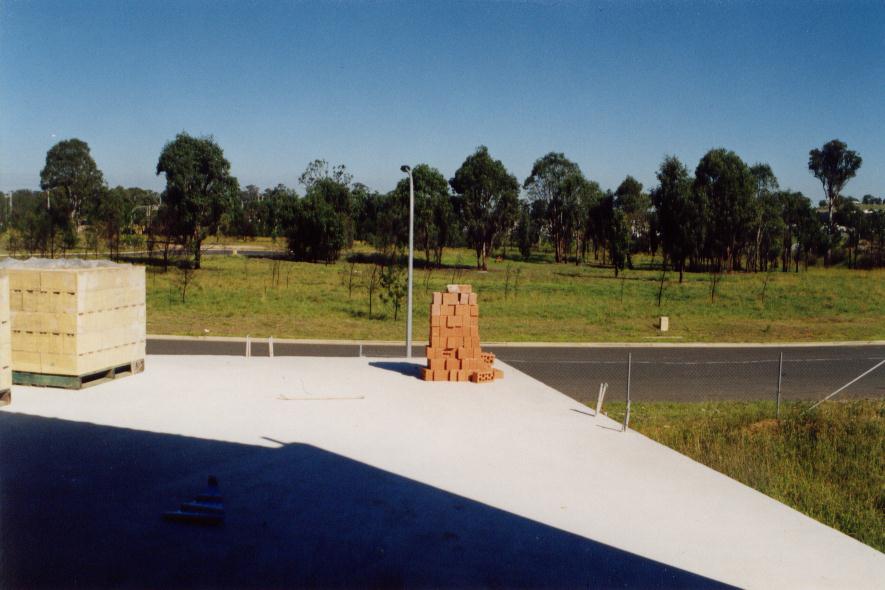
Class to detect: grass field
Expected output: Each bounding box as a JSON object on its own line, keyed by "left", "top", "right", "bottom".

{"left": 601, "top": 399, "right": 885, "bottom": 552}
{"left": 143, "top": 244, "right": 885, "bottom": 342}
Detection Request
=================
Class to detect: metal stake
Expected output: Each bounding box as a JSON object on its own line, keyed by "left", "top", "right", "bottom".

{"left": 776, "top": 352, "right": 783, "bottom": 419}
{"left": 623, "top": 353, "right": 632, "bottom": 432}
{"left": 595, "top": 382, "right": 608, "bottom": 417}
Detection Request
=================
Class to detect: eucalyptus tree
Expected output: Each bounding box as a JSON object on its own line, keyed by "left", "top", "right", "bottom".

{"left": 391, "top": 164, "right": 453, "bottom": 266}
{"left": 863, "top": 210, "right": 885, "bottom": 267}
{"left": 808, "top": 139, "right": 862, "bottom": 263}
{"left": 156, "top": 133, "right": 239, "bottom": 269}
{"left": 834, "top": 200, "right": 865, "bottom": 269}
{"left": 96, "top": 186, "right": 135, "bottom": 258}
{"left": 259, "top": 184, "right": 298, "bottom": 239}
{"left": 523, "top": 152, "right": 585, "bottom": 263}
{"left": 693, "top": 149, "right": 757, "bottom": 271}
{"left": 614, "top": 175, "right": 651, "bottom": 253}
{"left": 298, "top": 159, "right": 353, "bottom": 190}
{"left": 514, "top": 200, "right": 537, "bottom": 260}
{"left": 450, "top": 146, "right": 519, "bottom": 270}
{"left": 286, "top": 188, "right": 345, "bottom": 263}
{"left": 577, "top": 179, "right": 604, "bottom": 262}
{"left": 0, "top": 192, "right": 9, "bottom": 233}
{"left": 778, "top": 191, "right": 811, "bottom": 272}
{"left": 40, "top": 138, "right": 106, "bottom": 229}
{"left": 749, "top": 164, "right": 780, "bottom": 271}
{"left": 650, "top": 156, "right": 695, "bottom": 282}
{"left": 795, "top": 202, "right": 825, "bottom": 271}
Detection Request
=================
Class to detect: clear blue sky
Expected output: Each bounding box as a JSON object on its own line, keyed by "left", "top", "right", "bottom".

{"left": 1, "top": 0, "right": 883, "bottom": 199}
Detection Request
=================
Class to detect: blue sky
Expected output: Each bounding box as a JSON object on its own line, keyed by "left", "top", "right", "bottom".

{"left": 1, "top": 0, "right": 883, "bottom": 199}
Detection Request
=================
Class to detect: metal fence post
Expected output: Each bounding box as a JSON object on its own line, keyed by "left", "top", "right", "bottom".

{"left": 776, "top": 352, "right": 783, "bottom": 419}
{"left": 623, "top": 353, "right": 632, "bottom": 432}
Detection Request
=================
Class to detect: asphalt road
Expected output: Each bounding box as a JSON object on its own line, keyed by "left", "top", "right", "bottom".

{"left": 146, "top": 339, "right": 885, "bottom": 404}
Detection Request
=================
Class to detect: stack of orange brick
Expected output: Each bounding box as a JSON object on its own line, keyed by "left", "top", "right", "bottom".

{"left": 421, "top": 284, "right": 503, "bottom": 383}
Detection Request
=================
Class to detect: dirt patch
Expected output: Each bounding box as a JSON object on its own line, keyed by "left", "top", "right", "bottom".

{"left": 743, "top": 418, "right": 779, "bottom": 435}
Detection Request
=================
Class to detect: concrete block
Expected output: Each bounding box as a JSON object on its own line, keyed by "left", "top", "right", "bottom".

{"left": 12, "top": 350, "right": 41, "bottom": 373}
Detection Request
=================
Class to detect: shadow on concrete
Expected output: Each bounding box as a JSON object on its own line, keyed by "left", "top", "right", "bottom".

{"left": 0, "top": 413, "right": 734, "bottom": 588}
{"left": 369, "top": 361, "right": 424, "bottom": 379}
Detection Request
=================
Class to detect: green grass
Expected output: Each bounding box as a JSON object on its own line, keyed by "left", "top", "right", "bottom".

{"left": 600, "top": 399, "right": 885, "bottom": 552}
{"left": 143, "top": 246, "right": 885, "bottom": 342}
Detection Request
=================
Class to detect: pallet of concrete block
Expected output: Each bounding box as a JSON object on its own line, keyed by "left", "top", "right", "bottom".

{"left": 0, "top": 258, "right": 146, "bottom": 389}
{"left": 0, "top": 272, "right": 11, "bottom": 405}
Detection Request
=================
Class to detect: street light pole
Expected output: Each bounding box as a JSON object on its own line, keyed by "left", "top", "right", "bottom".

{"left": 401, "top": 165, "right": 415, "bottom": 359}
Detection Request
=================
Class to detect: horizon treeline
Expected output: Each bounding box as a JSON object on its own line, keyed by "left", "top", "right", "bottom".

{"left": 1, "top": 135, "right": 883, "bottom": 274}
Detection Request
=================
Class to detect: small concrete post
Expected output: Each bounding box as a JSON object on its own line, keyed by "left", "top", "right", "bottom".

{"left": 659, "top": 316, "right": 669, "bottom": 332}
{"left": 246, "top": 335, "right": 251, "bottom": 358}
{"left": 623, "top": 353, "right": 632, "bottom": 432}
{"left": 268, "top": 336, "right": 274, "bottom": 358}
{"left": 776, "top": 352, "right": 783, "bottom": 419}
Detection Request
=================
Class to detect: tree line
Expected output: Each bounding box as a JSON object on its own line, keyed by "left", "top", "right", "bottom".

{"left": 2, "top": 134, "right": 883, "bottom": 272}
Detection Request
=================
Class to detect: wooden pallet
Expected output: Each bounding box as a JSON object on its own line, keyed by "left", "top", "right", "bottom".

{"left": 13, "top": 359, "right": 145, "bottom": 390}
{"left": 0, "top": 389, "right": 10, "bottom": 406}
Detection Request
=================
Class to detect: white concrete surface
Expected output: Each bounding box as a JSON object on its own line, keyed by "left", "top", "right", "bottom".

{"left": 3, "top": 355, "right": 883, "bottom": 588}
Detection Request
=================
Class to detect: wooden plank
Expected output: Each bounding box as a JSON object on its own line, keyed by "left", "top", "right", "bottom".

{"left": 13, "top": 370, "right": 83, "bottom": 389}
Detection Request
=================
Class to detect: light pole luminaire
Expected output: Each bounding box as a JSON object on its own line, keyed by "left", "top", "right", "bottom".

{"left": 401, "top": 165, "right": 415, "bottom": 359}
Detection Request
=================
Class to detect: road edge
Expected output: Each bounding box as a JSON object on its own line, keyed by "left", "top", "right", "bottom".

{"left": 147, "top": 334, "right": 885, "bottom": 348}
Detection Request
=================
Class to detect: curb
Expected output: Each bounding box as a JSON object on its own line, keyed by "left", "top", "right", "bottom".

{"left": 147, "top": 334, "right": 885, "bottom": 348}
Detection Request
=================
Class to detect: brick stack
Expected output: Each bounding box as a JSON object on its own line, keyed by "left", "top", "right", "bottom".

{"left": 421, "top": 284, "right": 503, "bottom": 383}
{"left": 0, "top": 273, "right": 11, "bottom": 404}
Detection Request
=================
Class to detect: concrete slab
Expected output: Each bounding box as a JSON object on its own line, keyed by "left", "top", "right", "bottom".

{"left": 1, "top": 355, "right": 882, "bottom": 588}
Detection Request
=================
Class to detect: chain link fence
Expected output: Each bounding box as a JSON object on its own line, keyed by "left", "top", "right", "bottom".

{"left": 485, "top": 346, "right": 885, "bottom": 423}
